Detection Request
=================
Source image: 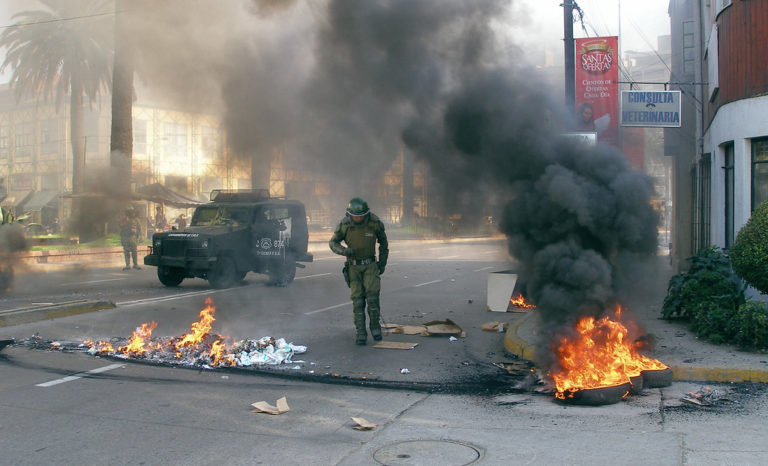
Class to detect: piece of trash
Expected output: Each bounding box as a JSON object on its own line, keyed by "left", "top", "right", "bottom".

{"left": 251, "top": 396, "right": 290, "bottom": 415}
{"left": 400, "top": 368, "right": 410, "bottom": 374}
{"left": 373, "top": 341, "right": 419, "bottom": 350}
{"left": 481, "top": 321, "right": 506, "bottom": 332}
{"left": 422, "top": 319, "right": 464, "bottom": 337}
{"left": 680, "top": 386, "right": 732, "bottom": 407}
{"left": 221, "top": 375, "right": 229, "bottom": 380}
{"left": 493, "top": 361, "right": 533, "bottom": 375}
{"left": 351, "top": 417, "right": 378, "bottom": 431}
{"left": 449, "top": 336, "right": 458, "bottom": 342}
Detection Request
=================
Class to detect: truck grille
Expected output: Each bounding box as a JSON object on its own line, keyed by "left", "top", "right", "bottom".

{"left": 162, "top": 239, "right": 187, "bottom": 257}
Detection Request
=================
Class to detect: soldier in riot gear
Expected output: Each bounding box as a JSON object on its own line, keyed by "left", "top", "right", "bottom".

{"left": 329, "top": 197, "right": 389, "bottom": 345}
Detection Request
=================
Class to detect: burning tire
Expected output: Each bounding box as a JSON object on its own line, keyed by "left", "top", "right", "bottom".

{"left": 641, "top": 367, "right": 673, "bottom": 388}
{"left": 557, "top": 382, "right": 631, "bottom": 405}
{"left": 157, "top": 266, "right": 184, "bottom": 287}
{"left": 629, "top": 374, "right": 644, "bottom": 395}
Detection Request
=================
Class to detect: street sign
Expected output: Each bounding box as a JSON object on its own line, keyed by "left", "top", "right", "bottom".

{"left": 620, "top": 90, "right": 681, "bottom": 128}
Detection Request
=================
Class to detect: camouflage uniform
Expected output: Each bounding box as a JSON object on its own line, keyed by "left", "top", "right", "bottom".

{"left": 329, "top": 208, "right": 388, "bottom": 345}
{"left": 120, "top": 210, "right": 142, "bottom": 270}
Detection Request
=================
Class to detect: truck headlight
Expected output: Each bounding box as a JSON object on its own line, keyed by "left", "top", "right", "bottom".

{"left": 154, "top": 239, "right": 162, "bottom": 248}
{"left": 201, "top": 239, "right": 208, "bottom": 249}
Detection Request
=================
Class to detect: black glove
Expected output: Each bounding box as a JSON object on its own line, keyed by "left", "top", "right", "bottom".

{"left": 343, "top": 248, "right": 355, "bottom": 257}
{"left": 378, "top": 262, "right": 385, "bottom": 275}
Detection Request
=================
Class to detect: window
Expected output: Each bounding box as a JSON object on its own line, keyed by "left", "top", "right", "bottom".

{"left": 0, "top": 126, "right": 8, "bottom": 159}
{"left": 133, "top": 119, "right": 147, "bottom": 154}
{"left": 752, "top": 137, "right": 768, "bottom": 210}
{"left": 164, "top": 122, "right": 188, "bottom": 158}
{"left": 694, "top": 155, "right": 711, "bottom": 252}
{"left": 84, "top": 110, "right": 99, "bottom": 153}
{"left": 202, "top": 126, "right": 221, "bottom": 160}
{"left": 40, "top": 119, "right": 58, "bottom": 154}
{"left": 723, "top": 143, "right": 734, "bottom": 249}
{"left": 14, "top": 122, "right": 33, "bottom": 158}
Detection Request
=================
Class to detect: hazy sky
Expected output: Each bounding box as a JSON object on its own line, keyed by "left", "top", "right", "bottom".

{"left": 521, "top": 0, "right": 671, "bottom": 52}
{"left": 0, "top": 0, "right": 671, "bottom": 85}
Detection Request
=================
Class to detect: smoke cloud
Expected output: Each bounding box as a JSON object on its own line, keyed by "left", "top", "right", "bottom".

{"left": 122, "top": 0, "right": 658, "bottom": 327}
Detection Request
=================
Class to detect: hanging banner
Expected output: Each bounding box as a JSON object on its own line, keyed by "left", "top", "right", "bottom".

{"left": 574, "top": 36, "right": 619, "bottom": 148}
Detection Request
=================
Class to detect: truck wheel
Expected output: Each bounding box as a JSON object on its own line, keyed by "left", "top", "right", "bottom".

{"left": 208, "top": 256, "right": 238, "bottom": 289}
{"left": 157, "top": 266, "right": 184, "bottom": 287}
{"left": 269, "top": 255, "right": 296, "bottom": 287}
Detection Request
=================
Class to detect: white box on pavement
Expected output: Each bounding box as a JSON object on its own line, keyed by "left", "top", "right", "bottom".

{"left": 487, "top": 271, "right": 517, "bottom": 312}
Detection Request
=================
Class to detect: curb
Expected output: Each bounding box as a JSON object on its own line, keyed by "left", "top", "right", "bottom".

{"left": 0, "top": 300, "right": 116, "bottom": 328}
{"left": 502, "top": 311, "right": 768, "bottom": 384}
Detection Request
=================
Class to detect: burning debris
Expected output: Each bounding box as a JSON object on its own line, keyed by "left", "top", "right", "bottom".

{"left": 550, "top": 306, "right": 669, "bottom": 404}
{"left": 509, "top": 294, "right": 535, "bottom": 312}
{"left": 77, "top": 298, "right": 306, "bottom": 368}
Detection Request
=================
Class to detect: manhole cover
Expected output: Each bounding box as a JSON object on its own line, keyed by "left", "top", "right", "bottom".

{"left": 373, "top": 440, "right": 481, "bottom": 465}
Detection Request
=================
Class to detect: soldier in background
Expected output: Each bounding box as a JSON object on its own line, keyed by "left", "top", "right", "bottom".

{"left": 120, "top": 206, "right": 142, "bottom": 271}
{"left": 329, "top": 197, "right": 389, "bottom": 345}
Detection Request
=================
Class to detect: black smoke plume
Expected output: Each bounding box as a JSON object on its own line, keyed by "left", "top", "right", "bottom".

{"left": 122, "top": 0, "right": 659, "bottom": 328}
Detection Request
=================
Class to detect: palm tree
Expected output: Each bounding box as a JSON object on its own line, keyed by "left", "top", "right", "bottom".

{"left": 0, "top": 0, "right": 113, "bottom": 196}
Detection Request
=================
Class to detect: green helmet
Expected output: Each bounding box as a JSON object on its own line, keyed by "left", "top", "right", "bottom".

{"left": 346, "top": 197, "right": 369, "bottom": 217}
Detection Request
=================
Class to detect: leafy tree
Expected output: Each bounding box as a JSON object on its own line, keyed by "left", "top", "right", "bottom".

{"left": 0, "top": 0, "right": 113, "bottom": 198}
{"left": 730, "top": 199, "right": 768, "bottom": 294}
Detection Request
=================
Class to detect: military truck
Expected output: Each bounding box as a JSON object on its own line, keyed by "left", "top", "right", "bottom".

{"left": 144, "top": 189, "right": 312, "bottom": 289}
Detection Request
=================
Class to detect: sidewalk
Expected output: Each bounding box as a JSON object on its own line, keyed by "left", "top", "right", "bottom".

{"left": 502, "top": 256, "right": 768, "bottom": 384}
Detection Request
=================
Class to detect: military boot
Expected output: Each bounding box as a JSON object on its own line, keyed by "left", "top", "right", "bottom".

{"left": 353, "top": 299, "right": 367, "bottom": 345}
{"left": 367, "top": 295, "right": 382, "bottom": 341}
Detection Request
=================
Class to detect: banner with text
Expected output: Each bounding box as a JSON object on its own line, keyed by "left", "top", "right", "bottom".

{"left": 574, "top": 36, "right": 619, "bottom": 148}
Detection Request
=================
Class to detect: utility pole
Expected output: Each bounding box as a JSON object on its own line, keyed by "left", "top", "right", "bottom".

{"left": 563, "top": 0, "right": 575, "bottom": 114}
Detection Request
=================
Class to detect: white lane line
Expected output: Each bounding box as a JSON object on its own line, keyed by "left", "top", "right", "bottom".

{"left": 438, "top": 255, "right": 459, "bottom": 259}
{"left": 473, "top": 266, "right": 495, "bottom": 272}
{"left": 412, "top": 279, "right": 442, "bottom": 288}
{"left": 427, "top": 247, "right": 451, "bottom": 251}
{"left": 36, "top": 363, "right": 124, "bottom": 387}
{"left": 58, "top": 278, "right": 126, "bottom": 287}
{"left": 294, "top": 273, "right": 331, "bottom": 280}
{"left": 116, "top": 289, "right": 227, "bottom": 307}
{"left": 304, "top": 302, "right": 350, "bottom": 315}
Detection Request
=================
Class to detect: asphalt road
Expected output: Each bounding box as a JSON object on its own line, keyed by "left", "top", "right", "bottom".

{"left": 3, "top": 239, "right": 768, "bottom": 464}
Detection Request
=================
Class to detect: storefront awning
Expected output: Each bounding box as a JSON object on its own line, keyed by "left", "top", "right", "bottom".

{"left": 22, "top": 190, "right": 59, "bottom": 211}
{"left": 0, "top": 190, "right": 34, "bottom": 208}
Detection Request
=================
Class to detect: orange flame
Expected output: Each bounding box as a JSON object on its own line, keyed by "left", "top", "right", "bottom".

{"left": 509, "top": 294, "right": 536, "bottom": 309}
{"left": 174, "top": 297, "right": 216, "bottom": 349}
{"left": 119, "top": 321, "right": 158, "bottom": 355}
{"left": 552, "top": 306, "right": 667, "bottom": 399}
{"left": 83, "top": 340, "right": 115, "bottom": 353}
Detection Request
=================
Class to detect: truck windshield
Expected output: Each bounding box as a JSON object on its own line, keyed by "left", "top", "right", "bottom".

{"left": 191, "top": 206, "right": 251, "bottom": 226}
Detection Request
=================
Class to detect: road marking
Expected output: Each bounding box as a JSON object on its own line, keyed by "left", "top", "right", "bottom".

{"left": 294, "top": 273, "right": 331, "bottom": 280}
{"left": 116, "top": 289, "right": 228, "bottom": 307}
{"left": 36, "top": 363, "right": 124, "bottom": 387}
{"left": 473, "top": 266, "right": 495, "bottom": 272}
{"left": 427, "top": 247, "right": 451, "bottom": 251}
{"left": 438, "top": 255, "right": 459, "bottom": 259}
{"left": 304, "top": 302, "right": 350, "bottom": 315}
{"left": 58, "top": 278, "right": 126, "bottom": 287}
{"left": 412, "top": 279, "right": 442, "bottom": 287}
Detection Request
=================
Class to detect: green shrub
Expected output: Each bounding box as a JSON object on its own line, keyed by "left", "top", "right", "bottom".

{"left": 733, "top": 301, "right": 768, "bottom": 350}
{"left": 662, "top": 246, "right": 745, "bottom": 319}
{"left": 730, "top": 200, "right": 768, "bottom": 294}
{"left": 689, "top": 299, "right": 738, "bottom": 344}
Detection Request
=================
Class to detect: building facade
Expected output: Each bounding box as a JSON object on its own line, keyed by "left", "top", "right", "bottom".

{"left": 0, "top": 85, "right": 428, "bottom": 232}
{"left": 667, "top": 0, "right": 768, "bottom": 270}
